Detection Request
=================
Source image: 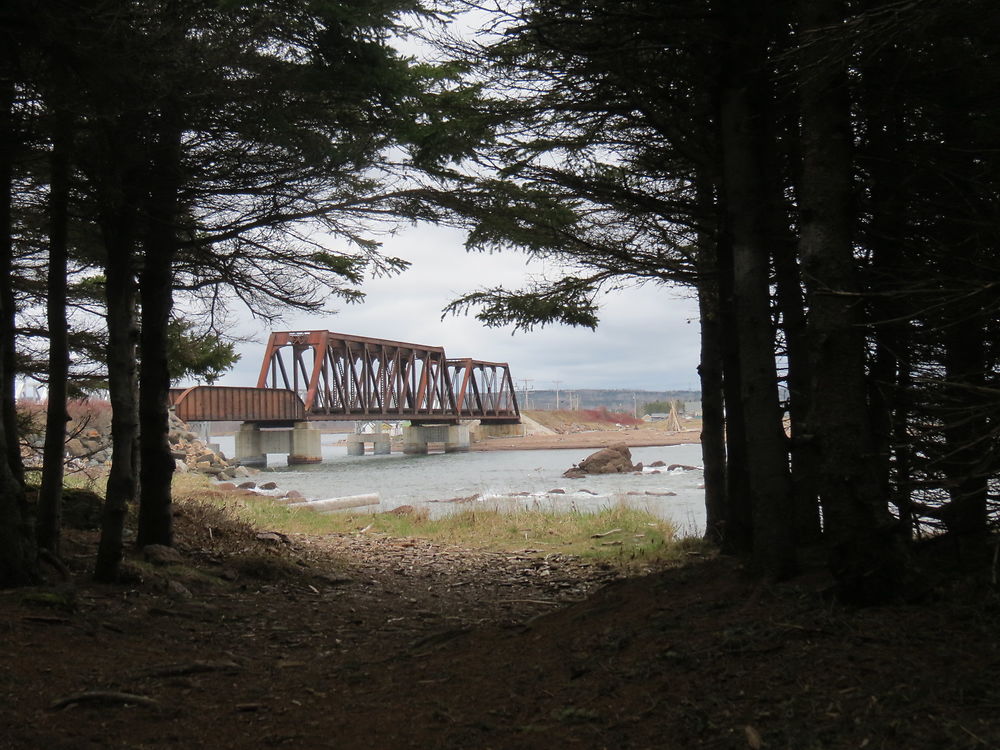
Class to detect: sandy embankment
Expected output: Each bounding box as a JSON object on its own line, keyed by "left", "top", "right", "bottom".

{"left": 470, "top": 427, "right": 701, "bottom": 452}
{"left": 342, "top": 428, "right": 699, "bottom": 453}
{"left": 470, "top": 413, "right": 701, "bottom": 451}
{"left": 334, "top": 414, "right": 702, "bottom": 453}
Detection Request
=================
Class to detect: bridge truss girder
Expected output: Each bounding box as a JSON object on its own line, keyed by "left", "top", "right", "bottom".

{"left": 256, "top": 331, "right": 520, "bottom": 423}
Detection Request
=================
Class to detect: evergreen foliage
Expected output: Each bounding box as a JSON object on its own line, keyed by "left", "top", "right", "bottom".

{"left": 0, "top": 0, "right": 463, "bottom": 582}
{"left": 432, "top": 0, "right": 1000, "bottom": 600}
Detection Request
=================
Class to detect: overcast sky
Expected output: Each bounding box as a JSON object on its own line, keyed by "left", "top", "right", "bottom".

{"left": 210, "top": 222, "right": 702, "bottom": 393}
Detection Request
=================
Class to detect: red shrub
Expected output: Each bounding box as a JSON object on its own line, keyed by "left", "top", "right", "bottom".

{"left": 581, "top": 407, "right": 642, "bottom": 426}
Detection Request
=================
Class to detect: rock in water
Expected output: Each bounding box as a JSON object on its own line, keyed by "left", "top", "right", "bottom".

{"left": 564, "top": 444, "right": 637, "bottom": 476}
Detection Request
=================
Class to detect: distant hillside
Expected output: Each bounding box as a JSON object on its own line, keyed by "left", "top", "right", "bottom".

{"left": 520, "top": 389, "right": 700, "bottom": 415}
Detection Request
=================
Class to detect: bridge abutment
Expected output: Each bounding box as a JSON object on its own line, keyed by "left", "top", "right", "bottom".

{"left": 472, "top": 422, "right": 526, "bottom": 440}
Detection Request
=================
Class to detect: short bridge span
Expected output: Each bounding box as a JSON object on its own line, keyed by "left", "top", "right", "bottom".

{"left": 169, "top": 330, "right": 521, "bottom": 465}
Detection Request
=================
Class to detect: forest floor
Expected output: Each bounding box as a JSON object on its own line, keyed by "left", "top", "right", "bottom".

{"left": 2, "top": 501, "right": 998, "bottom": 750}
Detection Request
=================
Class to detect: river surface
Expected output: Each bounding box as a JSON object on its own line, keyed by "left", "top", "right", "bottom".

{"left": 212, "top": 435, "right": 707, "bottom": 534}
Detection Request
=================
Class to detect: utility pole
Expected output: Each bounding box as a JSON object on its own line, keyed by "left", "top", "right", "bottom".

{"left": 633, "top": 392, "right": 637, "bottom": 419}
{"left": 553, "top": 380, "right": 562, "bottom": 410}
{"left": 521, "top": 378, "right": 533, "bottom": 410}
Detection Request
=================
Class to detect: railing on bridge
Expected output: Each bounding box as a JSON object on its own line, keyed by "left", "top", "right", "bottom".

{"left": 253, "top": 331, "right": 520, "bottom": 423}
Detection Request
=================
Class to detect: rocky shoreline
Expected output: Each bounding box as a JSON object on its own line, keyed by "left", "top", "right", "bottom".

{"left": 52, "top": 411, "right": 258, "bottom": 482}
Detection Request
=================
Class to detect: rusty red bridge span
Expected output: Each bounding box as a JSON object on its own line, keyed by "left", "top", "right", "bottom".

{"left": 170, "top": 330, "right": 521, "bottom": 426}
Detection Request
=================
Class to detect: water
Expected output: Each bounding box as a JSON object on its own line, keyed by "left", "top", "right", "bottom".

{"left": 212, "top": 435, "right": 706, "bottom": 533}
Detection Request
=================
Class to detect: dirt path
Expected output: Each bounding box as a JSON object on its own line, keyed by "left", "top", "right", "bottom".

{"left": 3, "top": 525, "right": 997, "bottom": 749}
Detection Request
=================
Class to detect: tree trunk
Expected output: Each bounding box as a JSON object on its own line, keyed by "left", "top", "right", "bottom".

{"left": 709, "top": 54, "right": 751, "bottom": 558}
{"left": 771, "top": 219, "right": 821, "bottom": 545}
{"left": 757, "top": 13, "right": 821, "bottom": 546}
{"left": 95, "top": 238, "right": 139, "bottom": 581}
{"left": 716, "top": 224, "right": 752, "bottom": 557}
{"left": 37, "top": 110, "right": 73, "bottom": 555}
{"left": 0, "top": 56, "right": 36, "bottom": 586}
{"left": 94, "top": 144, "right": 142, "bottom": 581}
{"left": 797, "top": 0, "right": 907, "bottom": 604}
{"left": 0, "top": 59, "right": 22, "bottom": 488}
{"left": 933, "top": 64, "right": 990, "bottom": 552}
{"left": 718, "top": 1, "right": 796, "bottom": 579}
{"left": 137, "top": 101, "right": 184, "bottom": 549}
{"left": 861, "top": 41, "right": 912, "bottom": 536}
{"left": 696, "top": 177, "right": 727, "bottom": 545}
{"left": 890, "top": 356, "right": 914, "bottom": 529}
{"left": 0, "top": 455, "right": 33, "bottom": 587}
{"left": 940, "top": 319, "right": 988, "bottom": 544}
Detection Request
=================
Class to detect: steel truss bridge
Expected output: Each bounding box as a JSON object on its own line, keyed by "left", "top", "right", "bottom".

{"left": 169, "top": 330, "right": 521, "bottom": 425}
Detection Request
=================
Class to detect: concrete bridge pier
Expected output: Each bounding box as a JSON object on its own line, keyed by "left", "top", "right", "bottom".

{"left": 346, "top": 433, "right": 391, "bottom": 456}
{"left": 403, "top": 424, "right": 470, "bottom": 454}
{"left": 234, "top": 422, "right": 322, "bottom": 467}
{"left": 288, "top": 422, "right": 322, "bottom": 465}
{"left": 235, "top": 423, "right": 267, "bottom": 467}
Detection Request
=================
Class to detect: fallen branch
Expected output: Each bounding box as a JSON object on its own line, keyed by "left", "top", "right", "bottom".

{"left": 50, "top": 691, "right": 160, "bottom": 711}
{"left": 38, "top": 549, "right": 72, "bottom": 581}
{"left": 427, "top": 493, "right": 480, "bottom": 504}
{"left": 286, "top": 494, "right": 380, "bottom": 512}
{"left": 591, "top": 528, "right": 622, "bottom": 538}
{"left": 408, "top": 627, "right": 472, "bottom": 651}
{"left": 21, "top": 615, "right": 70, "bottom": 625}
{"left": 134, "top": 660, "right": 242, "bottom": 679}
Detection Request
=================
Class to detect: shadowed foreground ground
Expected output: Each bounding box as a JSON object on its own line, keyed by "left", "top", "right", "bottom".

{"left": 2, "top": 513, "right": 997, "bottom": 749}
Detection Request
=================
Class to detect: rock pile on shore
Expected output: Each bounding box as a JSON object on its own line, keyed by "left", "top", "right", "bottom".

{"left": 60, "top": 410, "right": 253, "bottom": 480}
{"left": 168, "top": 411, "right": 252, "bottom": 480}
{"left": 64, "top": 430, "right": 112, "bottom": 467}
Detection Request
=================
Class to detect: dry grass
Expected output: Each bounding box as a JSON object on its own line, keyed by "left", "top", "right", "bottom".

{"left": 172, "top": 495, "right": 262, "bottom": 556}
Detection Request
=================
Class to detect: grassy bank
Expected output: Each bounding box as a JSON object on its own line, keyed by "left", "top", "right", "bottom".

{"left": 171, "top": 474, "right": 707, "bottom": 565}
